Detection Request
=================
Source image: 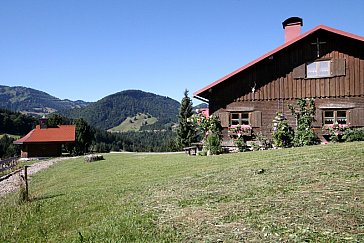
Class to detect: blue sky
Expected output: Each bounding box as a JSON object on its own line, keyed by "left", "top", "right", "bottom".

{"left": 1, "top": 0, "right": 363, "bottom": 104}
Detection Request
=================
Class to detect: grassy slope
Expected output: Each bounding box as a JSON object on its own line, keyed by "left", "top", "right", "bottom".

{"left": 108, "top": 113, "right": 158, "bottom": 132}
{"left": 0, "top": 142, "right": 363, "bottom": 242}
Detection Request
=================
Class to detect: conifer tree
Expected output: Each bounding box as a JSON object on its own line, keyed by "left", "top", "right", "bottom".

{"left": 73, "top": 118, "right": 93, "bottom": 155}
{"left": 176, "top": 90, "right": 196, "bottom": 148}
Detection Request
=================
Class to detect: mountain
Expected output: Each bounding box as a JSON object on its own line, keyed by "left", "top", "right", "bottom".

{"left": 0, "top": 85, "right": 90, "bottom": 116}
{"left": 194, "top": 103, "right": 208, "bottom": 110}
{"left": 60, "top": 90, "right": 180, "bottom": 130}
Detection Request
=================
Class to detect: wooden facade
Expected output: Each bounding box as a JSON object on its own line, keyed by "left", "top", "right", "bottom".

{"left": 20, "top": 143, "right": 63, "bottom": 158}
{"left": 194, "top": 23, "right": 364, "bottom": 143}
{"left": 14, "top": 124, "right": 76, "bottom": 158}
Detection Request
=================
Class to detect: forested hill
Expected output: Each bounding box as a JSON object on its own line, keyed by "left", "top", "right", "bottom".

{"left": 0, "top": 85, "right": 90, "bottom": 116}
{"left": 60, "top": 90, "right": 180, "bottom": 130}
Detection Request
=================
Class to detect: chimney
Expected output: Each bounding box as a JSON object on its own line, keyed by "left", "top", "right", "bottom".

{"left": 282, "top": 17, "right": 303, "bottom": 43}
{"left": 39, "top": 115, "right": 48, "bottom": 129}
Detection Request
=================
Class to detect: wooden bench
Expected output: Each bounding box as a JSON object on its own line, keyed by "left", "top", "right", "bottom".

{"left": 183, "top": 146, "right": 197, "bottom": 156}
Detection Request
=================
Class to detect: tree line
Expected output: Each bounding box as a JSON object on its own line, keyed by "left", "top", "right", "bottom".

{"left": 0, "top": 110, "right": 179, "bottom": 159}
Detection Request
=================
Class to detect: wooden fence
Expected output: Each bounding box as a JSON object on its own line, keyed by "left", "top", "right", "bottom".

{"left": 0, "top": 157, "right": 19, "bottom": 173}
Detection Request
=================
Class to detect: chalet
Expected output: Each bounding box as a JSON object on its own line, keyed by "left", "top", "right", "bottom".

{"left": 194, "top": 17, "right": 364, "bottom": 143}
{"left": 13, "top": 117, "right": 76, "bottom": 158}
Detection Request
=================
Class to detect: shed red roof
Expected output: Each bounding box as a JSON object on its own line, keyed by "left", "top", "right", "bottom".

{"left": 14, "top": 125, "right": 76, "bottom": 144}
{"left": 193, "top": 25, "right": 364, "bottom": 99}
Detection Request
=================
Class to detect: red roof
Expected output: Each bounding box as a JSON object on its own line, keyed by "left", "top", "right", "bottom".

{"left": 14, "top": 125, "right": 76, "bottom": 144}
{"left": 193, "top": 25, "right": 364, "bottom": 99}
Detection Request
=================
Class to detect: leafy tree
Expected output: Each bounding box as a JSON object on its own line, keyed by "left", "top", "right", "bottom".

{"left": 176, "top": 90, "right": 197, "bottom": 148}
{"left": 47, "top": 113, "right": 71, "bottom": 127}
{"left": 288, "top": 98, "right": 319, "bottom": 146}
{"left": 0, "top": 135, "right": 19, "bottom": 159}
{"left": 0, "top": 109, "right": 37, "bottom": 135}
{"left": 73, "top": 118, "right": 93, "bottom": 155}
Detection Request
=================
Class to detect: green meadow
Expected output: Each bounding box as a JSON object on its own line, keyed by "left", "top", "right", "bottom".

{"left": 107, "top": 113, "right": 158, "bottom": 132}
{"left": 1, "top": 142, "right": 363, "bottom": 242}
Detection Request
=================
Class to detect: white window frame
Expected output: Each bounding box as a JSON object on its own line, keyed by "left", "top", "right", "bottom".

{"left": 307, "top": 60, "right": 331, "bottom": 78}
{"left": 323, "top": 110, "right": 347, "bottom": 125}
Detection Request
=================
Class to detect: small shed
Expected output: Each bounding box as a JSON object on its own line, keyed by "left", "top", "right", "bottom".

{"left": 14, "top": 124, "right": 76, "bottom": 158}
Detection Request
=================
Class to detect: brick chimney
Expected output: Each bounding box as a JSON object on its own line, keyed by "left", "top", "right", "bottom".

{"left": 282, "top": 17, "right": 303, "bottom": 43}
{"left": 39, "top": 115, "right": 48, "bottom": 129}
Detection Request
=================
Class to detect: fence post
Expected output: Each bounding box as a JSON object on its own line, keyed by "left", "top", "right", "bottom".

{"left": 24, "top": 165, "right": 30, "bottom": 201}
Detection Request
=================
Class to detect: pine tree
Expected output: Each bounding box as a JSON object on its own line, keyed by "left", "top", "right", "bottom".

{"left": 73, "top": 118, "right": 94, "bottom": 155}
{"left": 176, "top": 90, "right": 196, "bottom": 148}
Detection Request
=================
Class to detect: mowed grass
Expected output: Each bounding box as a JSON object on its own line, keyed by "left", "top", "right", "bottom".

{"left": 0, "top": 142, "right": 363, "bottom": 242}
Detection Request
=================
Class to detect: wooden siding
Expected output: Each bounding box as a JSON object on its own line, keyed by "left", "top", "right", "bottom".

{"left": 22, "top": 143, "right": 62, "bottom": 158}
{"left": 203, "top": 30, "right": 364, "bottom": 142}
{"left": 215, "top": 97, "right": 364, "bottom": 140}
{"left": 238, "top": 54, "right": 362, "bottom": 101}
{"left": 209, "top": 31, "right": 363, "bottom": 108}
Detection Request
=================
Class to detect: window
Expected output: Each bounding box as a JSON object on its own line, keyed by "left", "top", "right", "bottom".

{"left": 336, "top": 111, "right": 347, "bottom": 124}
{"left": 307, "top": 60, "right": 330, "bottom": 78}
{"left": 230, "top": 112, "right": 249, "bottom": 126}
{"left": 324, "top": 110, "right": 347, "bottom": 125}
{"left": 292, "top": 59, "right": 346, "bottom": 79}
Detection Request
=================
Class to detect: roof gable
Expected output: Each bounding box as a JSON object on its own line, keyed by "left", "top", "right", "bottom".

{"left": 14, "top": 125, "right": 76, "bottom": 144}
{"left": 194, "top": 25, "right": 364, "bottom": 99}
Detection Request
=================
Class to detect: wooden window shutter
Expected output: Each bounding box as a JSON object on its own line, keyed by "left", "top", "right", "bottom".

{"left": 250, "top": 111, "right": 262, "bottom": 128}
{"left": 313, "top": 109, "right": 323, "bottom": 127}
{"left": 219, "top": 112, "right": 229, "bottom": 127}
{"left": 330, "top": 59, "right": 346, "bottom": 76}
{"left": 292, "top": 63, "right": 306, "bottom": 79}
{"left": 349, "top": 108, "right": 364, "bottom": 126}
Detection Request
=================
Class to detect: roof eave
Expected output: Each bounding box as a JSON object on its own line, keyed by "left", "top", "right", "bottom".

{"left": 193, "top": 25, "right": 364, "bottom": 98}
{"left": 193, "top": 95, "right": 209, "bottom": 103}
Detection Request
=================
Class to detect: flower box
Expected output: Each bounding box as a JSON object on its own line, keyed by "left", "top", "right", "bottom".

{"left": 322, "top": 123, "right": 349, "bottom": 135}
{"left": 228, "top": 125, "right": 252, "bottom": 137}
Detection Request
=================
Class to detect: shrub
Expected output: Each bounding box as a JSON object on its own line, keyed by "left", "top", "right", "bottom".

{"left": 205, "top": 133, "right": 222, "bottom": 155}
{"left": 272, "top": 114, "right": 294, "bottom": 148}
{"left": 197, "top": 151, "right": 207, "bottom": 156}
{"left": 342, "top": 127, "right": 364, "bottom": 142}
{"left": 289, "top": 98, "right": 319, "bottom": 147}
{"left": 323, "top": 123, "right": 350, "bottom": 142}
{"left": 191, "top": 113, "right": 223, "bottom": 155}
{"left": 235, "top": 137, "right": 249, "bottom": 152}
{"left": 251, "top": 132, "right": 272, "bottom": 150}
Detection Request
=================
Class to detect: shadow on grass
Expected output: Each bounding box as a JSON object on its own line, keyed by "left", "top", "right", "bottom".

{"left": 31, "top": 193, "right": 65, "bottom": 202}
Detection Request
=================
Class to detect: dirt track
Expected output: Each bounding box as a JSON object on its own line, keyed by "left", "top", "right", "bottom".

{"left": 0, "top": 157, "right": 75, "bottom": 197}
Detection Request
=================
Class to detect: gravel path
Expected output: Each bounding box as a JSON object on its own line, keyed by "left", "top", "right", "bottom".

{"left": 0, "top": 157, "right": 76, "bottom": 197}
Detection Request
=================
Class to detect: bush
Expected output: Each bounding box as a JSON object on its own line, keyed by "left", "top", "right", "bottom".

{"left": 289, "top": 99, "right": 319, "bottom": 147}
{"left": 0, "top": 135, "right": 20, "bottom": 159}
{"left": 197, "top": 151, "right": 207, "bottom": 156}
{"left": 272, "top": 115, "right": 293, "bottom": 148}
{"left": 235, "top": 137, "right": 249, "bottom": 152}
{"left": 323, "top": 124, "right": 350, "bottom": 143}
{"left": 342, "top": 127, "right": 364, "bottom": 142}
{"left": 252, "top": 132, "right": 272, "bottom": 150}
{"left": 205, "top": 133, "right": 222, "bottom": 155}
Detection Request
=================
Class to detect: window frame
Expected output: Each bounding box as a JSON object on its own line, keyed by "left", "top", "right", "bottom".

{"left": 323, "top": 110, "right": 348, "bottom": 125}
{"left": 306, "top": 60, "right": 331, "bottom": 78}
{"left": 229, "top": 112, "right": 250, "bottom": 126}
{"left": 293, "top": 58, "right": 346, "bottom": 80}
